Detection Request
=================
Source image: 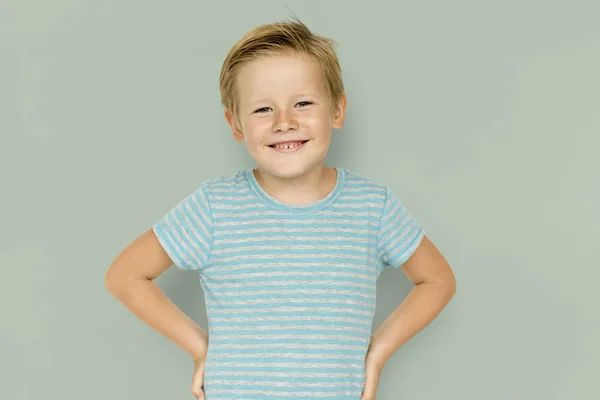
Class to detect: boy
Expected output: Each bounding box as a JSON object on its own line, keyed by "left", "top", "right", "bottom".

{"left": 105, "top": 18, "right": 456, "bottom": 400}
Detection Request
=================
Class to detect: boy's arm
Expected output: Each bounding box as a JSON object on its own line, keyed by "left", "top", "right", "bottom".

{"left": 104, "top": 228, "right": 209, "bottom": 361}
{"left": 368, "top": 235, "right": 456, "bottom": 366}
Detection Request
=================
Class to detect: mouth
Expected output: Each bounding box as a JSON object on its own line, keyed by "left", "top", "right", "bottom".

{"left": 268, "top": 140, "right": 310, "bottom": 152}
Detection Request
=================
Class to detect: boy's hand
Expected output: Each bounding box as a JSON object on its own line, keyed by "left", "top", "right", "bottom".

{"left": 191, "top": 353, "right": 206, "bottom": 400}
{"left": 360, "top": 337, "right": 386, "bottom": 400}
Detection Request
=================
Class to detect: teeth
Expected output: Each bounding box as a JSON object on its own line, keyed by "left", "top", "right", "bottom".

{"left": 274, "top": 141, "right": 304, "bottom": 149}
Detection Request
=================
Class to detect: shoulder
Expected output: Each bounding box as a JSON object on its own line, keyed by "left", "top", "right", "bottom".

{"left": 341, "top": 168, "right": 389, "bottom": 200}
{"left": 194, "top": 170, "right": 253, "bottom": 204}
{"left": 197, "top": 170, "right": 248, "bottom": 192}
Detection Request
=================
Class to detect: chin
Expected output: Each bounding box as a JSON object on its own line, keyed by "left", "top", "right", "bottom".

{"left": 259, "top": 162, "right": 319, "bottom": 179}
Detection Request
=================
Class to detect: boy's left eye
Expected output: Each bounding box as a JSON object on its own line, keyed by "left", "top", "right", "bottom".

{"left": 296, "top": 101, "right": 313, "bottom": 107}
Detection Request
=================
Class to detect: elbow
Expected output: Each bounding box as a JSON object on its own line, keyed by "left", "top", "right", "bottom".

{"left": 104, "top": 264, "right": 127, "bottom": 293}
{"left": 104, "top": 272, "right": 120, "bottom": 294}
{"left": 444, "top": 270, "right": 457, "bottom": 300}
{"left": 104, "top": 264, "right": 150, "bottom": 294}
{"left": 429, "top": 265, "right": 456, "bottom": 301}
{"left": 104, "top": 263, "right": 117, "bottom": 290}
{"left": 447, "top": 279, "right": 456, "bottom": 300}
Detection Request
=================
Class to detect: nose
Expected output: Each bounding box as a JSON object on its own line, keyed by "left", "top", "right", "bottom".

{"left": 272, "top": 109, "right": 298, "bottom": 133}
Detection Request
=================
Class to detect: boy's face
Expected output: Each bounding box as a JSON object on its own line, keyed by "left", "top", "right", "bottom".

{"left": 225, "top": 52, "right": 346, "bottom": 180}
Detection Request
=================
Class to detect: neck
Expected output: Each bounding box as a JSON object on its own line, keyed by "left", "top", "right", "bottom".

{"left": 253, "top": 165, "right": 337, "bottom": 205}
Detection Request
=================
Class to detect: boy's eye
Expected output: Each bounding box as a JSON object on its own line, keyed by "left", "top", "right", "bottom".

{"left": 253, "top": 102, "right": 313, "bottom": 114}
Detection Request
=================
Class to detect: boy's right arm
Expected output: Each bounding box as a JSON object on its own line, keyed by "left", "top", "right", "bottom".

{"left": 104, "top": 228, "right": 209, "bottom": 361}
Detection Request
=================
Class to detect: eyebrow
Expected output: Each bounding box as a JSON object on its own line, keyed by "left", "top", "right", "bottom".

{"left": 248, "top": 99, "right": 269, "bottom": 107}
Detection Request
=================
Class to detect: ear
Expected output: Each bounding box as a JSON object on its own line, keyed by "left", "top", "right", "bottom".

{"left": 332, "top": 93, "right": 347, "bottom": 129}
{"left": 225, "top": 109, "right": 244, "bottom": 142}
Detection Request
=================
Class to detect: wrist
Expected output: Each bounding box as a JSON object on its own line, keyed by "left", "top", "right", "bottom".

{"left": 365, "top": 336, "right": 389, "bottom": 368}
{"left": 191, "top": 333, "right": 209, "bottom": 362}
{"left": 192, "top": 349, "right": 207, "bottom": 363}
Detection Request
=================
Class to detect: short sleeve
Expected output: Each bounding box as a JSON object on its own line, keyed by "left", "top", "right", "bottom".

{"left": 377, "top": 187, "right": 425, "bottom": 268}
{"left": 152, "top": 184, "right": 213, "bottom": 271}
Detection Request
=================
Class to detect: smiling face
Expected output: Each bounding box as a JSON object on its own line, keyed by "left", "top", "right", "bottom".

{"left": 225, "top": 51, "right": 346, "bottom": 180}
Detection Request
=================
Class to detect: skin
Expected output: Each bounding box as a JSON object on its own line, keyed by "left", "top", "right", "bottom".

{"left": 225, "top": 51, "right": 346, "bottom": 205}
{"left": 106, "top": 50, "right": 455, "bottom": 400}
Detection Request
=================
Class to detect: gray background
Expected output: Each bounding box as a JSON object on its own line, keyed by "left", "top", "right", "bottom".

{"left": 3, "top": 0, "right": 599, "bottom": 399}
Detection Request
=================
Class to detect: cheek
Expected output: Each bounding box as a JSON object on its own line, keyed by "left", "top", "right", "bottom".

{"left": 241, "top": 130, "right": 264, "bottom": 149}
{"left": 306, "top": 111, "right": 332, "bottom": 128}
{"left": 238, "top": 119, "right": 260, "bottom": 143}
{"left": 245, "top": 118, "right": 269, "bottom": 132}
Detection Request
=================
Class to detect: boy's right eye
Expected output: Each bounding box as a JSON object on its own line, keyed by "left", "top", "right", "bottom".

{"left": 254, "top": 107, "right": 271, "bottom": 113}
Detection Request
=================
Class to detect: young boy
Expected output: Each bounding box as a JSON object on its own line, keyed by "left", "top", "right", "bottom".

{"left": 106, "top": 18, "right": 455, "bottom": 400}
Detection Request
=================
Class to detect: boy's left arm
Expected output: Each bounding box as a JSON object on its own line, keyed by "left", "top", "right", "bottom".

{"left": 368, "top": 235, "right": 456, "bottom": 368}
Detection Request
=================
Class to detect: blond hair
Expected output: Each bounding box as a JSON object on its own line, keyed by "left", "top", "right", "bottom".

{"left": 219, "top": 18, "right": 344, "bottom": 126}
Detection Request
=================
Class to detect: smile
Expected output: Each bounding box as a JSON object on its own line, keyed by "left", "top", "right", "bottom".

{"left": 268, "top": 140, "right": 309, "bottom": 152}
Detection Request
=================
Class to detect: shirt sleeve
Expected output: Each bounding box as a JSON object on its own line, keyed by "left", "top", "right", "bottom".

{"left": 152, "top": 183, "right": 213, "bottom": 271}
{"left": 377, "top": 187, "right": 425, "bottom": 268}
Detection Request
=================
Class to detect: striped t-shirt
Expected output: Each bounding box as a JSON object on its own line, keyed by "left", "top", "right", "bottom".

{"left": 153, "top": 168, "right": 425, "bottom": 400}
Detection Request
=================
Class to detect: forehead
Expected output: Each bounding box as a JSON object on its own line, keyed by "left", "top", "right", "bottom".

{"left": 236, "top": 53, "right": 327, "bottom": 103}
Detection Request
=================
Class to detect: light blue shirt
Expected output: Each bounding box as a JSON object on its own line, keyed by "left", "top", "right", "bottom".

{"left": 153, "top": 168, "right": 425, "bottom": 399}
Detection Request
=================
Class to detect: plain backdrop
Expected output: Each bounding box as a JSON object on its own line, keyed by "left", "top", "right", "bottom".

{"left": 3, "top": 1, "right": 599, "bottom": 399}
